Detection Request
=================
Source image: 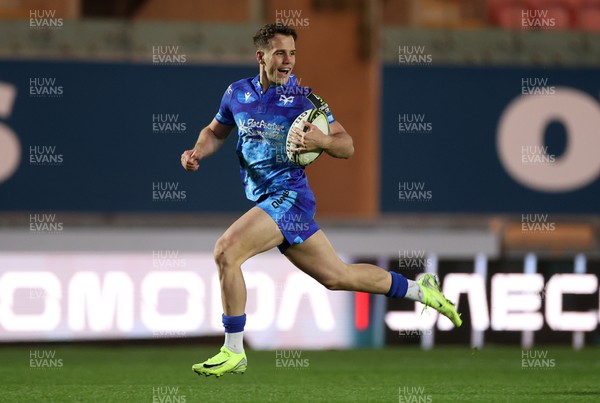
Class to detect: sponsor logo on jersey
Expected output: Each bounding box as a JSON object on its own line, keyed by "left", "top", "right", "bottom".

{"left": 237, "top": 118, "right": 286, "bottom": 142}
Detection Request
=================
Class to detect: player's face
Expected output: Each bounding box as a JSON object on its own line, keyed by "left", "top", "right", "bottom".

{"left": 260, "top": 34, "right": 296, "bottom": 86}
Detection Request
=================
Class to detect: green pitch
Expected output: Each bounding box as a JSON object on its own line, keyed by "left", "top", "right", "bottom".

{"left": 1, "top": 344, "right": 598, "bottom": 402}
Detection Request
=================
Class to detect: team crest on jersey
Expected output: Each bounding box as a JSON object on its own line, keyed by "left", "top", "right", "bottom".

{"left": 279, "top": 95, "right": 294, "bottom": 106}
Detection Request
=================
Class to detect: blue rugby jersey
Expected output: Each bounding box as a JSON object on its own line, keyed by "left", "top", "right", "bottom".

{"left": 214, "top": 74, "right": 335, "bottom": 201}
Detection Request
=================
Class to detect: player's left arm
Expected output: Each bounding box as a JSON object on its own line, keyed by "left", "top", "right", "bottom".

{"left": 291, "top": 120, "right": 354, "bottom": 159}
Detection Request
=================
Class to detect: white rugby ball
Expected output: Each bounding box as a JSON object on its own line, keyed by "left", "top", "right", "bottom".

{"left": 286, "top": 108, "right": 330, "bottom": 166}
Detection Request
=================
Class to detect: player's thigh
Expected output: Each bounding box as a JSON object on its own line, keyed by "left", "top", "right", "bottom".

{"left": 215, "top": 206, "right": 284, "bottom": 264}
{"left": 283, "top": 230, "right": 346, "bottom": 286}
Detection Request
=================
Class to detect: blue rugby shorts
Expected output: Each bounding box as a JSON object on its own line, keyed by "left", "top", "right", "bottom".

{"left": 256, "top": 187, "right": 320, "bottom": 253}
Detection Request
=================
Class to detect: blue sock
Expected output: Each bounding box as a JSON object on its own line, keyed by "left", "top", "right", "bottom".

{"left": 222, "top": 313, "right": 246, "bottom": 333}
{"left": 386, "top": 272, "right": 408, "bottom": 298}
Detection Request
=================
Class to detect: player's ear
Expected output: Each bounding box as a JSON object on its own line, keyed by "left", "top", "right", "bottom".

{"left": 256, "top": 50, "right": 265, "bottom": 65}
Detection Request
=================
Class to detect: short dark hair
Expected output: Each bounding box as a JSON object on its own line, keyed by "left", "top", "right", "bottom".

{"left": 253, "top": 23, "right": 297, "bottom": 50}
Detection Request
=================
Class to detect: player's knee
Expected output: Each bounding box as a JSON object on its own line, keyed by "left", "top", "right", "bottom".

{"left": 213, "top": 235, "right": 239, "bottom": 272}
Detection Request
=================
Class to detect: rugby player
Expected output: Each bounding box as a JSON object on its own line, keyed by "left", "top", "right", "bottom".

{"left": 181, "top": 23, "right": 462, "bottom": 377}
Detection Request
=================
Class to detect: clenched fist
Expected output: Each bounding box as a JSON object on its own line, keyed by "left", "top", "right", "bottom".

{"left": 181, "top": 149, "right": 200, "bottom": 172}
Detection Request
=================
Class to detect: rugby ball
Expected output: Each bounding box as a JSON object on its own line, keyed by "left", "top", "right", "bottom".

{"left": 286, "top": 108, "right": 330, "bottom": 166}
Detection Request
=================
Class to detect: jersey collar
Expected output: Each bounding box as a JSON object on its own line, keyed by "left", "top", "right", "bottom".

{"left": 252, "top": 73, "right": 298, "bottom": 95}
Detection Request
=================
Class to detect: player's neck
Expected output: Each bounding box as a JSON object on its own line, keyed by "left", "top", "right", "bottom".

{"left": 258, "top": 67, "right": 271, "bottom": 94}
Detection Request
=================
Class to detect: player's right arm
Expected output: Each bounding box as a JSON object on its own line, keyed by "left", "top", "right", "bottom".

{"left": 181, "top": 118, "right": 234, "bottom": 172}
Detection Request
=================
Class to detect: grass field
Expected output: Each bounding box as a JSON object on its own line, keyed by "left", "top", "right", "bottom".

{"left": 1, "top": 343, "right": 599, "bottom": 402}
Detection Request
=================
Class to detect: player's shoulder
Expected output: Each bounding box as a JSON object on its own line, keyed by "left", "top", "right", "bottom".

{"left": 225, "top": 77, "right": 254, "bottom": 94}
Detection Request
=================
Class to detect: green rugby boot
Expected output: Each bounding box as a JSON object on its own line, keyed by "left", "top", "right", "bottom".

{"left": 418, "top": 274, "right": 462, "bottom": 327}
{"left": 192, "top": 346, "right": 247, "bottom": 377}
